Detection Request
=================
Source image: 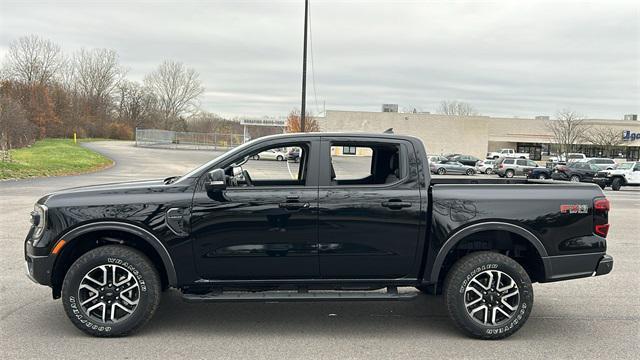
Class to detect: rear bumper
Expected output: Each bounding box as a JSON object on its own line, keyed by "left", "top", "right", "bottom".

{"left": 541, "top": 253, "right": 613, "bottom": 282}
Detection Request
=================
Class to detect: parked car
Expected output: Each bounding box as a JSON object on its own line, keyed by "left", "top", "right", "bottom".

{"left": 428, "top": 155, "right": 447, "bottom": 164}
{"left": 578, "top": 158, "right": 616, "bottom": 171}
{"left": 24, "top": 132, "right": 613, "bottom": 340}
{"left": 593, "top": 161, "right": 640, "bottom": 190}
{"left": 252, "top": 148, "right": 287, "bottom": 161}
{"left": 449, "top": 154, "right": 481, "bottom": 167}
{"left": 287, "top": 147, "right": 301, "bottom": 162}
{"left": 551, "top": 162, "right": 600, "bottom": 182}
{"left": 431, "top": 160, "right": 476, "bottom": 175}
{"left": 548, "top": 153, "right": 586, "bottom": 163}
{"left": 527, "top": 167, "right": 553, "bottom": 180}
{"left": 476, "top": 159, "right": 496, "bottom": 174}
{"left": 494, "top": 158, "right": 539, "bottom": 178}
{"left": 486, "top": 149, "right": 530, "bottom": 159}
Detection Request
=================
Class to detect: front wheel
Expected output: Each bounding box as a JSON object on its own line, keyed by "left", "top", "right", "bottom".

{"left": 466, "top": 169, "right": 475, "bottom": 176}
{"left": 505, "top": 170, "right": 514, "bottom": 178}
{"left": 485, "top": 168, "right": 493, "bottom": 175}
{"left": 611, "top": 177, "right": 623, "bottom": 191}
{"left": 437, "top": 168, "right": 446, "bottom": 175}
{"left": 570, "top": 175, "right": 580, "bottom": 182}
{"left": 538, "top": 174, "right": 547, "bottom": 180}
{"left": 62, "top": 245, "right": 161, "bottom": 337}
{"left": 444, "top": 252, "right": 533, "bottom": 339}
{"left": 276, "top": 155, "right": 284, "bottom": 161}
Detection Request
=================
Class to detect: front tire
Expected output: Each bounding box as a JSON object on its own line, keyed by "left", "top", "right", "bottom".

{"left": 437, "top": 168, "right": 446, "bottom": 175}
{"left": 611, "top": 177, "right": 623, "bottom": 191}
{"left": 505, "top": 170, "right": 514, "bottom": 178}
{"left": 466, "top": 169, "right": 475, "bottom": 176}
{"left": 62, "top": 245, "right": 161, "bottom": 337}
{"left": 485, "top": 168, "right": 493, "bottom": 175}
{"left": 570, "top": 175, "right": 580, "bottom": 182}
{"left": 443, "top": 252, "right": 533, "bottom": 340}
{"left": 276, "top": 155, "right": 284, "bottom": 161}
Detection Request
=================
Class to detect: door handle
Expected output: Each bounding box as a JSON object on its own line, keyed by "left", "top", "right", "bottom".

{"left": 279, "top": 202, "right": 310, "bottom": 210}
{"left": 381, "top": 199, "right": 412, "bottom": 210}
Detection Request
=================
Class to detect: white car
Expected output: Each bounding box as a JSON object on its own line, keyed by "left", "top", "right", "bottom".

{"left": 549, "top": 153, "right": 587, "bottom": 163}
{"left": 486, "top": 149, "right": 530, "bottom": 159}
{"left": 476, "top": 159, "right": 496, "bottom": 174}
{"left": 597, "top": 161, "right": 640, "bottom": 191}
{"left": 252, "top": 149, "right": 287, "bottom": 161}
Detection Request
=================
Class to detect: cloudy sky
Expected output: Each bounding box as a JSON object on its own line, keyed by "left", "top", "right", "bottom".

{"left": 1, "top": 0, "right": 638, "bottom": 119}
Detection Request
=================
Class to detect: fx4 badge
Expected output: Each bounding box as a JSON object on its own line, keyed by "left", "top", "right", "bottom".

{"left": 560, "top": 204, "right": 588, "bottom": 214}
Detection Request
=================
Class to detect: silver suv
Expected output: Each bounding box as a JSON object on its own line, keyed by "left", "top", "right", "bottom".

{"left": 495, "top": 158, "right": 539, "bottom": 178}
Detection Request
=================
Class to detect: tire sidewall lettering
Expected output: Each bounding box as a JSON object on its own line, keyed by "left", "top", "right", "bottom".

{"left": 107, "top": 257, "right": 147, "bottom": 292}
{"left": 459, "top": 263, "right": 499, "bottom": 294}
{"left": 68, "top": 295, "right": 112, "bottom": 332}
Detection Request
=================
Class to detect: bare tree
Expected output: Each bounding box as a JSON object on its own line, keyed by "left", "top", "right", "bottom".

{"left": 116, "top": 80, "right": 158, "bottom": 129}
{"left": 0, "top": 95, "right": 38, "bottom": 159}
{"left": 437, "top": 100, "right": 478, "bottom": 116}
{"left": 545, "top": 110, "right": 591, "bottom": 160}
{"left": 583, "top": 126, "right": 624, "bottom": 158}
{"left": 1, "top": 35, "right": 63, "bottom": 85}
{"left": 73, "top": 48, "right": 124, "bottom": 104}
{"left": 144, "top": 60, "right": 204, "bottom": 129}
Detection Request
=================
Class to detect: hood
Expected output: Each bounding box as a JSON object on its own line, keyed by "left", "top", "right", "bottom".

{"left": 39, "top": 179, "right": 168, "bottom": 206}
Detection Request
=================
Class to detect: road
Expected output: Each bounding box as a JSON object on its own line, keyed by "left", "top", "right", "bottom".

{"left": 1, "top": 141, "right": 638, "bottom": 359}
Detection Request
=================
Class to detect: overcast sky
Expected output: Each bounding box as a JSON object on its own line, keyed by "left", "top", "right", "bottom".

{"left": 1, "top": 0, "right": 638, "bottom": 119}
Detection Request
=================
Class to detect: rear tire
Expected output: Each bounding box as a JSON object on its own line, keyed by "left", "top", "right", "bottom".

{"left": 538, "top": 174, "right": 547, "bottom": 180}
{"left": 444, "top": 252, "right": 533, "bottom": 340}
{"left": 276, "top": 155, "right": 284, "bottom": 161}
{"left": 485, "top": 168, "right": 493, "bottom": 175}
{"left": 466, "top": 169, "right": 475, "bottom": 176}
{"left": 437, "top": 168, "right": 446, "bottom": 175}
{"left": 570, "top": 175, "right": 580, "bottom": 182}
{"left": 61, "top": 245, "right": 161, "bottom": 337}
{"left": 611, "top": 177, "right": 623, "bottom": 191}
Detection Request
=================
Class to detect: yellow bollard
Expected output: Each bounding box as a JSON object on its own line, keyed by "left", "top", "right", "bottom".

{"left": 73, "top": 132, "right": 77, "bottom": 144}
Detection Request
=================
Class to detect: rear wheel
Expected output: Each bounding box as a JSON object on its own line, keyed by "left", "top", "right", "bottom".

{"left": 537, "top": 173, "right": 547, "bottom": 180}
{"left": 466, "top": 169, "right": 475, "bottom": 176}
{"left": 61, "top": 245, "right": 161, "bottom": 337}
{"left": 485, "top": 168, "right": 493, "bottom": 175}
{"left": 437, "top": 168, "right": 446, "bottom": 175}
{"left": 611, "top": 177, "right": 623, "bottom": 191}
{"left": 505, "top": 170, "right": 514, "bottom": 178}
{"left": 276, "top": 155, "right": 284, "bottom": 161}
{"left": 444, "top": 252, "right": 533, "bottom": 340}
{"left": 570, "top": 175, "right": 580, "bottom": 182}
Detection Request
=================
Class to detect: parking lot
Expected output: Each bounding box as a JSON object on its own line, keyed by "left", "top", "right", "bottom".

{"left": 1, "top": 141, "right": 638, "bottom": 359}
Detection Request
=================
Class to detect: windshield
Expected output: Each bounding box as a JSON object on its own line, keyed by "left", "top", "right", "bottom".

{"left": 617, "top": 162, "right": 634, "bottom": 169}
{"left": 174, "top": 138, "right": 261, "bottom": 182}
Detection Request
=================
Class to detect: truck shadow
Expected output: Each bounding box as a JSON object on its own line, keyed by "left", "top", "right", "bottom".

{"left": 145, "top": 290, "right": 462, "bottom": 338}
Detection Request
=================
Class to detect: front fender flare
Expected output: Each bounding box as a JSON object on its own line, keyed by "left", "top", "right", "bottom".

{"left": 55, "top": 221, "right": 177, "bottom": 287}
{"left": 429, "top": 222, "right": 549, "bottom": 284}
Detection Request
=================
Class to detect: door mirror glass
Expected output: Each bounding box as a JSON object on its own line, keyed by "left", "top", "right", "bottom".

{"left": 205, "top": 168, "right": 226, "bottom": 191}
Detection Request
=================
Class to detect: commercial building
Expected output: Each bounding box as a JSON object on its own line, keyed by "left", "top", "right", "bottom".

{"left": 318, "top": 110, "right": 640, "bottom": 161}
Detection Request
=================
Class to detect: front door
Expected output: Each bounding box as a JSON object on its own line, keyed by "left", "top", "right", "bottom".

{"left": 317, "top": 137, "right": 423, "bottom": 279}
{"left": 190, "top": 138, "right": 320, "bottom": 280}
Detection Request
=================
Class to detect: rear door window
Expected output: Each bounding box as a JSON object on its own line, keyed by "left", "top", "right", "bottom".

{"left": 327, "top": 141, "right": 406, "bottom": 186}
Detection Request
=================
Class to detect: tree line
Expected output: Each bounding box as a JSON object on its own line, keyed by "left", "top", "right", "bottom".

{"left": 0, "top": 35, "right": 211, "bottom": 151}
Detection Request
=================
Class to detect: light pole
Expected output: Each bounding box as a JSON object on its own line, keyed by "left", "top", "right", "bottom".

{"left": 300, "top": 0, "right": 308, "bottom": 132}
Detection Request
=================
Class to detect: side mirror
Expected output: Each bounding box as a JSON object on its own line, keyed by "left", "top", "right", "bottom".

{"left": 205, "top": 168, "right": 226, "bottom": 191}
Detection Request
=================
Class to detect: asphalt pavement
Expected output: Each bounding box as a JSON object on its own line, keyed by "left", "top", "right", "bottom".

{"left": 1, "top": 141, "right": 638, "bottom": 359}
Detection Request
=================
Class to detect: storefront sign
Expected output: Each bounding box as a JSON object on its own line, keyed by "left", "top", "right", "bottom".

{"left": 623, "top": 130, "right": 639, "bottom": 141}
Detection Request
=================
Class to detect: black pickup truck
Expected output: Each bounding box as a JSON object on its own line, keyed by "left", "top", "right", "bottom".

{"left": 24, "top": 133, "right": 613, "bottom": 339}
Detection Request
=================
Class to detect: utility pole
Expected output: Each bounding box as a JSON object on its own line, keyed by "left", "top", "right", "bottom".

{"left": 300, "top": 0, "right": 308, "bottom": 132}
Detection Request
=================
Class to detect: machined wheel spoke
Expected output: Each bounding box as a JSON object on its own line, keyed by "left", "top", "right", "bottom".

{"left": 78, "top": 264, "right": 140, "bottom": 324}
{"left": 464, "top": 269, "right": 520, "bottom": 327}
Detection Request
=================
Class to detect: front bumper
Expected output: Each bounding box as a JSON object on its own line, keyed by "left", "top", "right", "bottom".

{"left": 24, "top": 236, "right": 55, "bottom": 286}
{"left": 592, "top": 177, "right": 612, "bottom": 187}
{"left": 541, "top": 253, "right": 613, "bottom": 282}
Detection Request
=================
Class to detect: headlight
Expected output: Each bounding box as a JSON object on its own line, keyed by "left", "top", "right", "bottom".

{"left": 30, "top": 204, "right": 47, "bottom": 239}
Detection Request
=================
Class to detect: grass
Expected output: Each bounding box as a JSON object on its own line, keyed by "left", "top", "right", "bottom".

{"left": 0, "top": 139, "right": 114, "bottom": 180}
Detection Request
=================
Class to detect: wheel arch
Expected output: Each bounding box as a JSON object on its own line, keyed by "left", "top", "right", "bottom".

{"left": 429, "top": 222, "right": 549, "bottom": 285}
{"left": 51, "top": 221, "right": 177, "bottom": 298}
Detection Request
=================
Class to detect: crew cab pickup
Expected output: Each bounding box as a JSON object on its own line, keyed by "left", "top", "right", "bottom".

{"left": 24, "top": 133, "right": 613, "bottom": 339}
{"left": 486, "top": 148, "right": 530, "bottom": 159}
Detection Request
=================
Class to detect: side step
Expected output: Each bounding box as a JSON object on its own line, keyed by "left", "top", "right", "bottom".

{"left": 182, "top": 286, "right": 418, "bottom": 303}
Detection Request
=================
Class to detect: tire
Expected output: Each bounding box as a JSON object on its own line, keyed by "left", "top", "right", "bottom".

{"left": 611, "top": 177, "right": 623, "bottom": 191}
{"left": 62, "top": 245, "right": 161, "bottom": 337}
{"left": 505, "top": 170, "right": 514, "bottom": 178}
{"left": 570, "top": 175, "right": 580, "bottom": 182}
{"left": 253, "top": 155, "right": 260, "bottom": 160}
{"left": 485, "top": 168, "right": 493, "bottom": 175}
{"left": 466, "top": 169, "right": 475, "bottom": 176}
{"left": 538, "top": 174, "right": 547, "bottom": 180}
{"left": 276, "top": 155, "right": 284, "bottom": 161}
{"left": 444, "top": 252, "right": 533, "bottom": 340}
{"left": 437, "top": 168, "right": 446, "bottom": 175}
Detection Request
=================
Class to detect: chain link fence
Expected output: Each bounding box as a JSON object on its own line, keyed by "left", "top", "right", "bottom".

{"left": 135, "top": 128, "right": 245, "bottom": 150}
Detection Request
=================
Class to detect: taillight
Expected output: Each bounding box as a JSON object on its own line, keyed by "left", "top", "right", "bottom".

{"left": 593, "top": 197, "right": 610, "bottom": 237}
{"left": 500, "top": 164, "right": 504, "bottom": 168}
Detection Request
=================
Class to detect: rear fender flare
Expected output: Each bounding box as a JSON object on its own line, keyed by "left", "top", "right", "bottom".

{"left": 429, "top": 222, "right": 549, "bottom": 284}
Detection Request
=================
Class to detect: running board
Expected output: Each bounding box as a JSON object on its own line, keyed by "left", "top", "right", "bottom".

{"left": 182, "top": 286, "right": 418, "bottom": 303}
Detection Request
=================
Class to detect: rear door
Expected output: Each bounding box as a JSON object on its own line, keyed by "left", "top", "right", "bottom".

{"left": 317, "top": 137, "right": 423, "bottom": 279}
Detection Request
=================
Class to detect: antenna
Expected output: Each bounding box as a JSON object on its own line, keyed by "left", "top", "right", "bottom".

{"left": 383, "top": 128, "right": 394, "bottom": 134}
